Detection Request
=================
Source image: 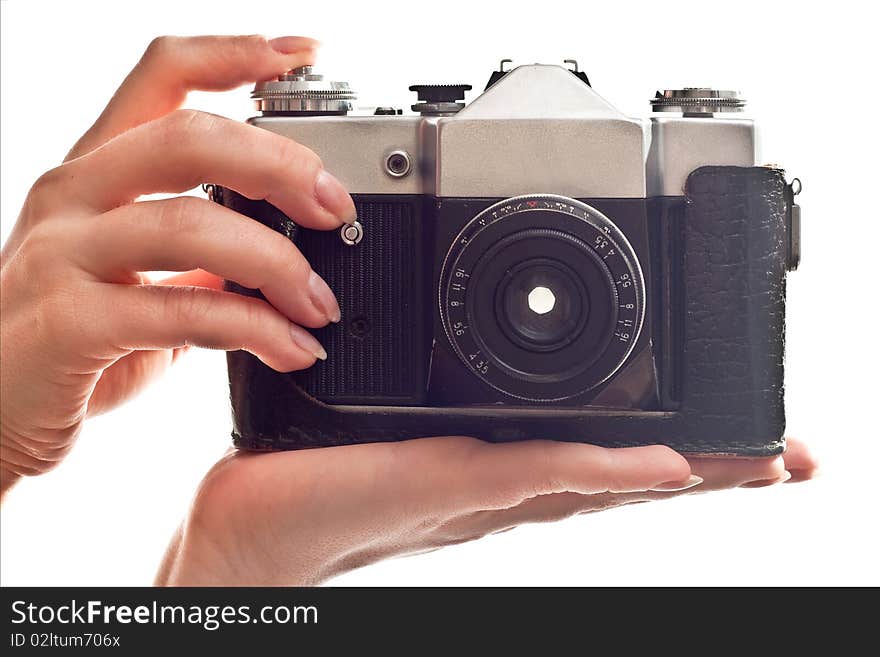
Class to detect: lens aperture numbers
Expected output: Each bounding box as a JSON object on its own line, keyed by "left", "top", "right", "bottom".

{"left": 439, "top": 194, "right": 645, "bottom": 402}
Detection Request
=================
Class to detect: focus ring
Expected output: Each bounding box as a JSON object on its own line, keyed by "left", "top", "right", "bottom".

{"left": 439, "top": 194, "right": 645, "bottom": 402}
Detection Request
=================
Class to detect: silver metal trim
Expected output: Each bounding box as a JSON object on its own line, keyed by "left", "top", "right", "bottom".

{"left": 384, "top": 150, "right": 412, "bottom": 178}
{"left": 651, "top": 88, "right": 745, "bottom": 116}
{"left": 647, "top": 117, "right": 756, "bottom": 196}
{"left": 340, "top": 221, "right": 364, "bottom": 246}
{"left": 248, "top": 115, "right": 423, "bottom": 195}
{"left": 247, "top": 64, "right": 760, "bottom": 200}
{"left": 789, "top": 203, "right": 801, "bottom": 271}
{"left": 430, "top": 65, "right": 646, "bottom": 198}
{"left": 252, "top": 66, "right": 356, "bottom": 114}
{"left": 412, "top": 101, "right": 465, "bottom": 116}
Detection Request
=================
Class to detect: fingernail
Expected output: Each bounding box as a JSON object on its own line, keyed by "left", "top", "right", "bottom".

{"left": 289, "top": 324, "right": 327, "bottom": 361}
{"left": 269, "top": 36, "right": 319, "bottom": 54}
{"left": 649, "top": 474, "right": 703, "bottom": 492}
{"left": 308, "top": 270, "right": 341, "bottom": 323}
{"left": 740, "top": 470, "right": 792, "bottom": 489}
{"left": 315, "top": 170, "right": 357, "bottom": 224}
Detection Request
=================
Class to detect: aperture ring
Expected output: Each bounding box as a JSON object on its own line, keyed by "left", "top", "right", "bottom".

{"left": 439, "top": 194, "right": 645, "bottom": 402}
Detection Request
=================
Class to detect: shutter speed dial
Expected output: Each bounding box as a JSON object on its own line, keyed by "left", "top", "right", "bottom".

{"left": 252, "top": 66, "right": 356, "bottom": 115}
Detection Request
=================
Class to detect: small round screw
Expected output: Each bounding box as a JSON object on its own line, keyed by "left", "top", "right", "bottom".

{"left": 349, "top": 315, "right": 372, "bottom": 338}
{"left": 340, "top": 220, "right": 364, "bottom": 246}
{"left": 384, "top": 150, "right": 412, "bottom": 177}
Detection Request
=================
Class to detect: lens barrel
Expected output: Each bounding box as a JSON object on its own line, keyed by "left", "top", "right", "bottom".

{"left": 439, "top": 195, "right": 644, "bottom": 401}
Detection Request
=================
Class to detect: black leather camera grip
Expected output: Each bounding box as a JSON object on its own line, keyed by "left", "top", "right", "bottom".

{"left": 224, "top": 165, "right": 791, "bottom": 456}
{"left": 676, "top": 165, "right": 789, "bottom": 454}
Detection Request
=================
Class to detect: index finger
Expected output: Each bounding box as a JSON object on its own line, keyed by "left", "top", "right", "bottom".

{"left": 66, "top": 34, "right": 318, "bottom": 160}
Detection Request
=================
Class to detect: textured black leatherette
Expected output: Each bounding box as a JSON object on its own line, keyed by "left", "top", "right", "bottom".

{"left": 223, "top": 166, "right": 790, "bottom": 456}
{"left": 677, "top": 166, "right": 788, "bottom": 454}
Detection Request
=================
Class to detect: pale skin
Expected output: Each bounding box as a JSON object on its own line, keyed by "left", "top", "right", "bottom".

{"left": 0, "top": 35, "right": 818, "bottom": 586}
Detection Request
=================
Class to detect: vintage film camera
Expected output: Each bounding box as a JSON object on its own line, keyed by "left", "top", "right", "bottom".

{"left": 214, "top": 59, "right": 801, "bottom": 456}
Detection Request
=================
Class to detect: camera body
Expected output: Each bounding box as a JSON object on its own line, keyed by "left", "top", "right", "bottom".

{"left": 217, "top": 61, "right": 801, "bottom": 456}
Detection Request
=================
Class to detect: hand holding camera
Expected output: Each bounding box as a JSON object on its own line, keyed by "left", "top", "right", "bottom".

{"left": 0, "top": 36, "right": 816, "bottom": 585}
{"left": 0, "top": 34, "right": 339, "bottom": 489}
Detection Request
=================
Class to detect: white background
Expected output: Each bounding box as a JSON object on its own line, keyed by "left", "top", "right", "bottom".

{"left": 1, "top": 0, "right": 878, "bottom": 586}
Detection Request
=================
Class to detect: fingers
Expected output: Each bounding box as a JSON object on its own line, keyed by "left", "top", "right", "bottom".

{"left": 507, "top": 441, "right": 813, "bottom": 525}
{"left": 60, "top": 110, "right": 355, "bottom": 228}
{"left": 67, "top": 35, "right": 318, "bottom": 160}
{"left": 684, "top": 437, "right": 819, "bottom": 490}
{"left": 782, "top": 437, "right": 819, "bottom": 482}
{"left": 93, "top": 283, "right": 326, "bottom": 371}
{"left": 440, "top": 439, "right": 694, "bottom": 511}
{"left": 454, "top": 438, "right": 817, "bottom": 537}
{"left": 483, "top": 491, "right": 642, "bottom": 530}
{"left": 686, "top": 454, "right": 788, "bottom": 490}
{"left": 684, "top": 437, "right": 819, "bottom": 488}
{"left": 73, "top": 198, "right": 339, "bottom": 328}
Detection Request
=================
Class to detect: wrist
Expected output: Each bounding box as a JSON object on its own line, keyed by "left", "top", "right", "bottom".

{"left": 156, "top": 532, "right": 257, "bottom": 586}
{"left": 156, "top": 521, "right": 320, "bottom": 586}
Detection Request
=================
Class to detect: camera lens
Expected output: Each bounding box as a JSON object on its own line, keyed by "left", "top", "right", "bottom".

{"left": 498, "top": 259, "right": 589, "bottom": 351}
{"left": 440, "top": 195, "right": 644, "bottom": 401}
{"left": 467, "top": 228, "right": 616, "bottom": 386}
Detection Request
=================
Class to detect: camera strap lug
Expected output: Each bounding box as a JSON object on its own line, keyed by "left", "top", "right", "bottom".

{"left": 785, "top": 177, "right": 802, "bottom": 271}
{"left": 202, "top": 183, "right": 222, "bottom": 204}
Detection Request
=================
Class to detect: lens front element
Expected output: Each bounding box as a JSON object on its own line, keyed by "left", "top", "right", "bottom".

{"left": 498, "top": 256, "right": 588, "bottom": 351}
{"left": 439, "top": 195, "right": 645, "bottom": 401}
{"left": 526, "top": 285, "right": 555, "bottom": 315}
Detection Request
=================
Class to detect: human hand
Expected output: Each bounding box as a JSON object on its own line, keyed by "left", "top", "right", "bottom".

{"left": 0, "top": 35, "right": 358, "bottom": 496}
{"left": 0, "top": 35, "right": 819, "bottom": 588}
{"left": 156, "top": 436, "right": 817, "bottom": 585}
